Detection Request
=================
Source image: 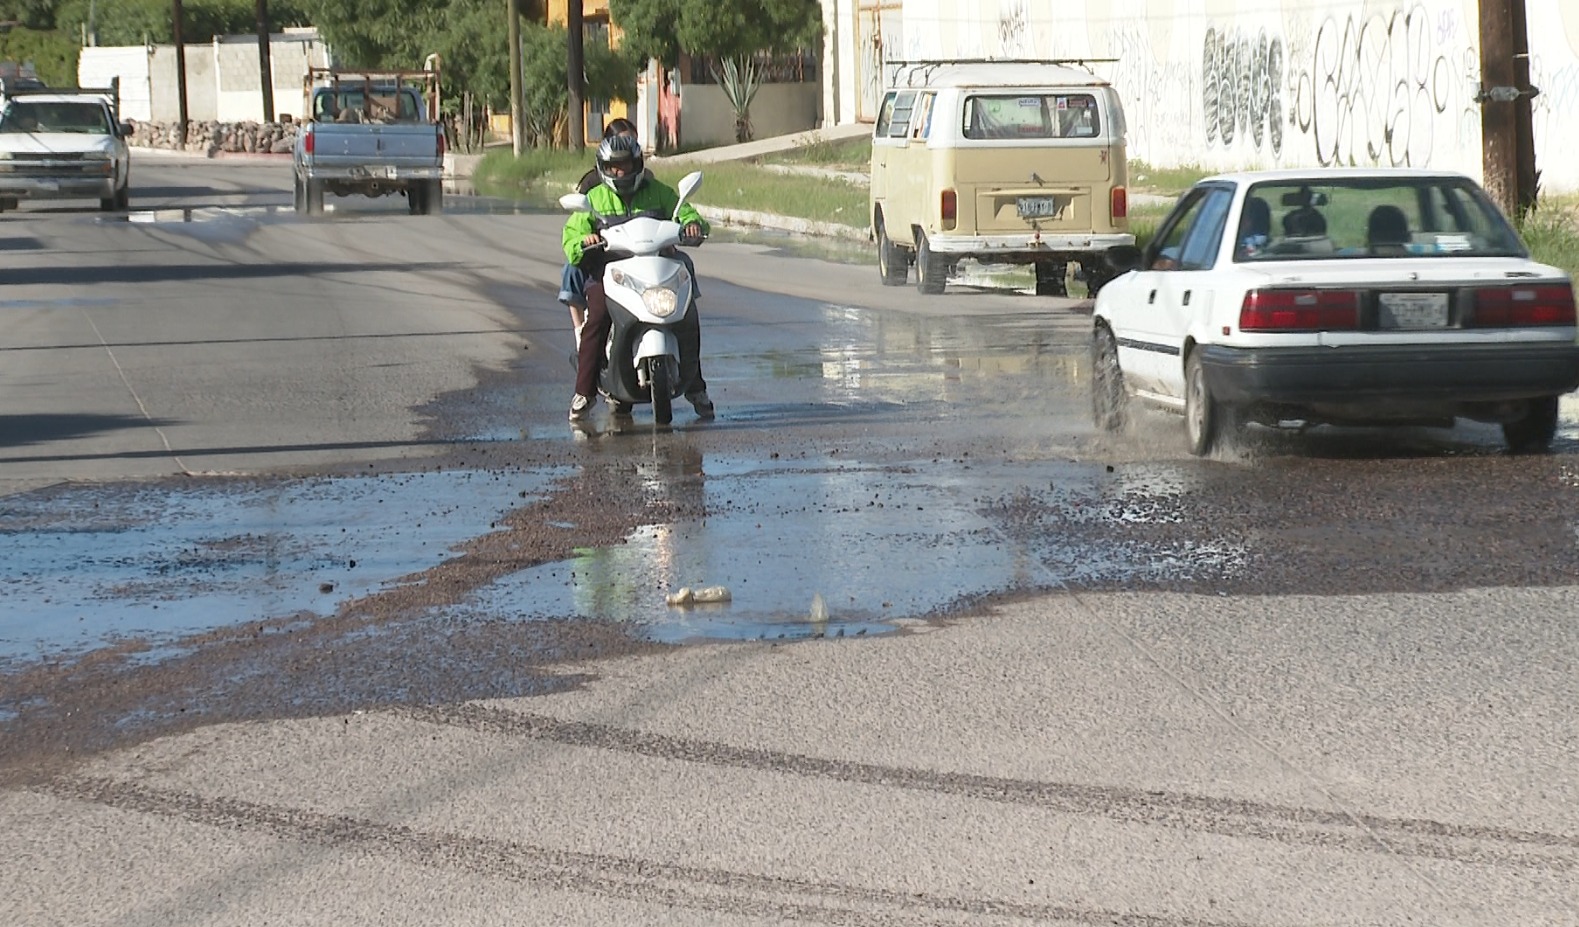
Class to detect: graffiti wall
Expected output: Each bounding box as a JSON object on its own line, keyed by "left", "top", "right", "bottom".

{"left": 897, "top": 0, "right": 1579, "bottom": 194}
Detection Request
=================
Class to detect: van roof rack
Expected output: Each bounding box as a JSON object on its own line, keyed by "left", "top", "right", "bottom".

{"left": 884, "top": 57, "right": 1117, "bottom": 88}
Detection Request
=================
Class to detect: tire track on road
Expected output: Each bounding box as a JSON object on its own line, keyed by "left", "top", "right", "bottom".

{"left": 41, "top": 775, "right": 1255, "bottom": 927}
{"left": 407, "top": 703, "right": 1579, "bottom": 872}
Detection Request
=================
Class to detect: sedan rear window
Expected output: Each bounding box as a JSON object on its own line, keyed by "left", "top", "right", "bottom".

{"left": 1234, "top": 176, "right": 1526, "bottom": 261}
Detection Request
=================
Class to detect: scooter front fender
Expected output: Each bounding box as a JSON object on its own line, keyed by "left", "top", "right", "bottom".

{"left": 633, "top": 328, "right": 680, "bottom": 364}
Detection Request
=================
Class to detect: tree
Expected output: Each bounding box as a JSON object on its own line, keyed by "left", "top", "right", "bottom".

{"left": 53, "top": 0, "right": 313, "bottom": 46}
{"left": 609, "top": 0, "right": 819, "bottom": 142}
{"left": 520, "top": 20, "right": 637, "bottom": 147}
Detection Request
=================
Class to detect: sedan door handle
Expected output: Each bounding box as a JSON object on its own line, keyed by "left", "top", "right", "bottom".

{"left": 1182, "top": 290, "right": 1192, "bottom": 306}
{"left": 1148, "top": 290, "right": 1157, "bottom": 304}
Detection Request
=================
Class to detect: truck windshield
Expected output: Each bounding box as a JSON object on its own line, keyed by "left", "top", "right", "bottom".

{"left": 0, "top": 101, "right": 111, "bottom": 134}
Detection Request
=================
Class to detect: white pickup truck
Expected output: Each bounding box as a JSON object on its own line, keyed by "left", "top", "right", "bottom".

{"left": 292, "top": 69, "right": 446, "bottom": 216}
{"left": 0, "top": 83, "right": 132, "bottom": 212}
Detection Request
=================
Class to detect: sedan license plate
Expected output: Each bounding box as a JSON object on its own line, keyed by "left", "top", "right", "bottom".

{"left": 1379, "top": 292, "right": 1448, "bottom": 329}
{"left": 1016, "top": 196, "right": 1060, "bottom": 219}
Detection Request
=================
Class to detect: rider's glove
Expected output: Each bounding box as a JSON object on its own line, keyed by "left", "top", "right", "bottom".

{"left": 679, "top": 222, "right": 705, "bottom": 247}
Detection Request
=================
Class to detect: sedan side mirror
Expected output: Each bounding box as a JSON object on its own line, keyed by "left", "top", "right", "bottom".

{"left": 1104, "top": 244, "right": 1144, "bottom": 274}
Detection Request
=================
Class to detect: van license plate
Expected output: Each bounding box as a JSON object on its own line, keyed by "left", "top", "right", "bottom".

{"left": 1016, "top": 196, "right": 1060, "bottom": 219}
{"left": 1379, "top": 292, "right": 1448, "bottom": 329}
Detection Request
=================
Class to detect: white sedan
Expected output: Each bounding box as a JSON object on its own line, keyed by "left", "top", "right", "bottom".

{"left": 1090, "top": 168, "right": 1579, "bottom": 455}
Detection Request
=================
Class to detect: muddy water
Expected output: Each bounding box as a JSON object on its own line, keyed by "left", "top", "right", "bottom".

{"left": 0, "top": 469, "right": 565, "bottom": 666}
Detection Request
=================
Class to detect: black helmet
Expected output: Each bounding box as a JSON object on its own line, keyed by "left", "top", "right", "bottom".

{"left": 595, "top": 133, "right": 645, "bottom": 195}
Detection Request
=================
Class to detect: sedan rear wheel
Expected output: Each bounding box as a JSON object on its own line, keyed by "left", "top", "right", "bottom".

{"left": 1502, "top": 395, "right": 1559, "bottom": 453}
{"left": 1184, "top": 350, "right": 1236, "bottom": 456}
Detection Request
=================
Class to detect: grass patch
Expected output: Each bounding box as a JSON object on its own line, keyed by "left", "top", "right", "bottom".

{"left": 759, "top": 134, "right": 872, "bottom": 168}
{"left": 1129, "top": 160, "right": 1209, "bottom": 195}
{"left": 472, "top": 146, "right": 870, "bottom": 228}
{"left": 1520, "top": 198, "right": 1579, "bottom": 278}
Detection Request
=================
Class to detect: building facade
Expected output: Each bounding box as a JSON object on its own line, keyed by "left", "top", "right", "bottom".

{"left": 821, "top": 0, "right": 1579, "bottom": 195}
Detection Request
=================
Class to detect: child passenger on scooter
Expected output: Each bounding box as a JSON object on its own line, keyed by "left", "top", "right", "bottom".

{"left": 562, "top": 133, "right": 713, "bottom": 423}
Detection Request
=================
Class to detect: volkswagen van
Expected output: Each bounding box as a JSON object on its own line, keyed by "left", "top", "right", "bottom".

{"left": 869, "top": 60, "right": 1133, "bottom": 297}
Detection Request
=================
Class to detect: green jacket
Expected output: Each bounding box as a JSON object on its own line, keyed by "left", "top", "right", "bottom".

{"left": 562, "top": 178, "right": 709, "bottom": 266}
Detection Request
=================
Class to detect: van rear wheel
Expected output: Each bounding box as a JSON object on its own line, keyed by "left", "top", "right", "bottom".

{"left": 1034, "top": 261, "right": 1068, "bottom": 297}
{"left": 916, "top": 232, "right": 948, "bottom": 295}
{"left": 876, "top": 217, "right": 907, "bottom": 286}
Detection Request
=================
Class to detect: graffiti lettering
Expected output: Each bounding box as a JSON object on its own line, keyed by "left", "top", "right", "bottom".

{"left": 1203, "top": 27, "right": 1285, "bottom": 156}
{"left": 1290, "top": 5, "right": 1464, "bottom": 167}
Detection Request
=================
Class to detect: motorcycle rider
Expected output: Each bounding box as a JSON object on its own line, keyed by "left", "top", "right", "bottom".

{"left": 562, "top": 133, "right": 713, "bottom": 422}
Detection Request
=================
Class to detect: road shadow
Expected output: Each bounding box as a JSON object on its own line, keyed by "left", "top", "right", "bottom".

{"left": 0, "top": 413, "right": 175, "bottom": 449}
{"left": 1, "top": 260, "right": 458, "bottom": 286}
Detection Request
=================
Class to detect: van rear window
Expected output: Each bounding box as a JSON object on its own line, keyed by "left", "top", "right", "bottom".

{"left": 962, "top": 93, "right": 1101, "bottom": 140}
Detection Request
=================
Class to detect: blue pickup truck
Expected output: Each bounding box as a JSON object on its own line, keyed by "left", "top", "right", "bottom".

{"left": 292, "top": 69, "right": 446, "bottom": 216}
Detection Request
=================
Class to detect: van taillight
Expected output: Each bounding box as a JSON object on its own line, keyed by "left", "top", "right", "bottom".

{"left": 941, "top": 189, "right": 956, "bottom": 230}
{"left": 303, "top": 130, "right": 314, "bottom": 155}
{"left": 1240, "top": 289, "right": 1363, "bottom": 332}
{"left": 1468, "top": 284, "right": 1576, "bottom": 326}
{"left": 1111, "top": 186, "right": 1127, "bottom": 220}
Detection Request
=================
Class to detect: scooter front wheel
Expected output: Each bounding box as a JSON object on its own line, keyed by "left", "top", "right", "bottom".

{"left": 650, "top": 361, "right": 673, "bottom": 425}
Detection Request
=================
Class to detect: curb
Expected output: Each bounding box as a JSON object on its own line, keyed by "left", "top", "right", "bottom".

{"left": 698, "top": 206, "right": 868, "bottom": 242}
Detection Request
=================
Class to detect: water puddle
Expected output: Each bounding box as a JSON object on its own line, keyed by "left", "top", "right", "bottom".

{"left": 449, "top": 454, "right": 1242, "bottom": 644}
{"left": 0, "top": 468, "right": 566, "bottom": 665}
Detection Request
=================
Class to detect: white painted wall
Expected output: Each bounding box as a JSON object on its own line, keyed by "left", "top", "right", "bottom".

{"left": 79, "top": 29, "right": 331, "bottom": 125}
{"left": 856, "top": 0, "right": 1579, "bottom": 194}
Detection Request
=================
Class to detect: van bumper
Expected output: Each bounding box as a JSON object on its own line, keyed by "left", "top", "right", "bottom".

{"left": 924, "top": 232, "right": 1135, "bottom": 256}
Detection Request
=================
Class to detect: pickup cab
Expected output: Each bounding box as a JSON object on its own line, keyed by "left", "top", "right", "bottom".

{"left": 292, "top": 69, "right": 446, "bottom": 216}
{"left": 0, "top": 84, "right": 132, "bottom": 212}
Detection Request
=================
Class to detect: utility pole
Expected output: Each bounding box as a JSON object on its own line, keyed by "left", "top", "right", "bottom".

{"left": 567, "top": 0, "right": 584, "bottom": 150}
{"left": 1478, "top": 0, "right": 1537, "bottom": 218}
{"left": 1510, "top": 0, "right": 1537, "bottom": 215}
{"left": 172, "top": 0, "right": 189, "bottom": 149}
{"left": 508, "top": 0, "right": 524, "bottom": 154}
{"left": 255, "top": 0, "right": 274, "bottom": 123}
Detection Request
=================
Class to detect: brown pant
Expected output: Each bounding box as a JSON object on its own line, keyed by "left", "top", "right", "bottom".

{"left": 575, "top": 281, "right": 707, "bottom": 400}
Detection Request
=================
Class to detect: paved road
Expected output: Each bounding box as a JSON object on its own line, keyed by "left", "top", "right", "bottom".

{"left": 2, "top": 159, "right": 1577, "bottom": 926}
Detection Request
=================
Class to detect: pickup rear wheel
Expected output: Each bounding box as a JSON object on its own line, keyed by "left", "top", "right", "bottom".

{"left": 305, "top": 178, "right": 326, "bottom": 215}
{"left": 407, "top": 183, "right": 426, "bottom": 215}
{"left": 422, "top": 179, "right": 443, "bottom": 215}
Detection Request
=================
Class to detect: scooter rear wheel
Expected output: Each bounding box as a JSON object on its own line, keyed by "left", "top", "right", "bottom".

{"left": 650, "top": 362, "right": 673, "bottom": 425}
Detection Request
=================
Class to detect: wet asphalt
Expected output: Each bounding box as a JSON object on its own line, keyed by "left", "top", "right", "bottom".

{"left": 2, "top": 160, "right": 1578, "bottom": 924}
{"left": 3, "top": 159, "right": 1579, "bottom": 774}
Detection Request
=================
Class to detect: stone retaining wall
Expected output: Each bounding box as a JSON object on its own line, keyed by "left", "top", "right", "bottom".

{"left": 130, "top": 120, "right": 299, "bottom": 155}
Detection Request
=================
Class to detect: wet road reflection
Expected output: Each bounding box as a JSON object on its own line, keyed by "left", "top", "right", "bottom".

{"left": 0, "top": 469, "right": 564, "bottom": 665}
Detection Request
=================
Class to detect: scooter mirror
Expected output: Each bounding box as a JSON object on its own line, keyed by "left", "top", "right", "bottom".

{"left": 676, "top": 171, "right": 703, "bottom": 202}
{"left": 559, "top": 192, "right": 592, "bottom": 212}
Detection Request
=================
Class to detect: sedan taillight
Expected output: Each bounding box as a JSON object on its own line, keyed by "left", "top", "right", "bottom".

{"left": 1466, "top": 283, "right": 1576, "bottom": 327}
{"left": 1240, "top": 288, "right": 1363, "bottom": 332}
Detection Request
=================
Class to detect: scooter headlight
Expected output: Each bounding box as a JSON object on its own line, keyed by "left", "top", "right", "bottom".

{"left": 643, "top": 287, "right": 679, "bottom": 317}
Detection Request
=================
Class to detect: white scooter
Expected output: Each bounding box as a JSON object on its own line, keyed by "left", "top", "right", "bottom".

{"left": 559, "top": 171, "right": 705, "bottom": 426}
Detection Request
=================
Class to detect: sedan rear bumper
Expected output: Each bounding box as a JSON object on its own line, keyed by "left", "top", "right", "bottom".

{"left": 1199, "top": 342, "right": 1579, "bottom": 406}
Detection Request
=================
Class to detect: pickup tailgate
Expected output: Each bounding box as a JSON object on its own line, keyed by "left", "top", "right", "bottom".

{"left": 304, "top": 123, "right": 441, "bottom": 170}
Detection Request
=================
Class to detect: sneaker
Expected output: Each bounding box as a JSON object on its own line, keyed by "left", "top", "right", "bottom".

{"left": 687, "top": 389, "right": 715, "bottom": 419}
{"left": 568, "top": 393, "right": 592, "bottom": 422}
